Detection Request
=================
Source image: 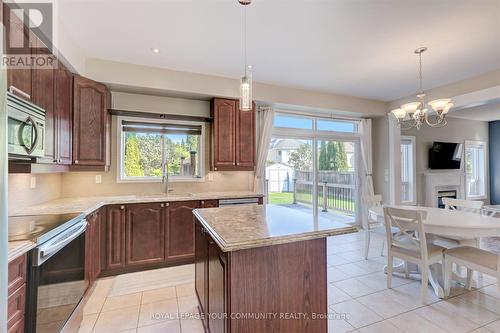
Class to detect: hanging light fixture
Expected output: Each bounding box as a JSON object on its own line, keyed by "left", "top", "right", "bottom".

{"left": 239, "top": 0, "right": 252, "bottom": 111}
{"left": 391, "top": 47, "right": 453, "bottom": 130}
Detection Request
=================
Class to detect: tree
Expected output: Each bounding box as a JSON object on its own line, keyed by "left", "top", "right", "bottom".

{"left": 334, "top": 142, "right": 349, "bottom": 172}
{"left": 124, "top": 134, "right": 144, "bottom": 177}
{"left": 317, "top": 141, "right": 349, "bottom": 172}
{"left": 319, "top": 141, "right": 328, "bottom": 170}
{"left": 288, "top": 143, "right": 312, "bottom": 171}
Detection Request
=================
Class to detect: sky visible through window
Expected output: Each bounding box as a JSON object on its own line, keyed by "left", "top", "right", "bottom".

{"left": 274, "top": 114, "right": 356, "bottom": 132}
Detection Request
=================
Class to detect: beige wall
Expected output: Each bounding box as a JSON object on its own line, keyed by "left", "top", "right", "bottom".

{"left": 405, "top": 117, "right": 489, "bottom": 205}
{"left": 8, "top": 174, "right": 62, "bottom": 213}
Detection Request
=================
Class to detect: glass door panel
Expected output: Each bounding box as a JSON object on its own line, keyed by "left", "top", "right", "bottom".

{"left": 266, "top": 138, "right": 314, "bottom": 217}
{"left": 316, "top": 140, "right": 357, "bottom": 223}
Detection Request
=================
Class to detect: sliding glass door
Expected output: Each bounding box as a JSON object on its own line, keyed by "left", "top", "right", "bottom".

{"left": 266, "top": 112, "right": 360, "bottom": 224}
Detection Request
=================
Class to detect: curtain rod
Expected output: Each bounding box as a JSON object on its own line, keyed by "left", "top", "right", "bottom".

{"left": 110, "top": 109, "right": 212, "bottom": 122}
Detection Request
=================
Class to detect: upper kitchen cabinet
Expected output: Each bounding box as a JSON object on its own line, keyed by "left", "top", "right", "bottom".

{"left": 72, "top": 75, "right": 111, "bottom": 170}
{"left": 54, "top": 61, "right": 73, "bottom": 165}
{"left": 4, "top": 3, "right": 33, "bottom": 102}
{"left": 31, "top": 34, "right": 56, "bottom": 164}
{"left": 211, "top": 98, "right": 255, "bottom": 171}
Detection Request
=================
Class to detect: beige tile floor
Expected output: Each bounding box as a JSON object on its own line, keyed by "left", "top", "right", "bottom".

{"left": 78, "top": 231, "right": 500, "bottom": 333}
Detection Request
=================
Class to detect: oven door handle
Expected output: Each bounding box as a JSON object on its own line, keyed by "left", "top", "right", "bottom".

{"left": 37, "top": 221, "right": 88, "bottom": 265}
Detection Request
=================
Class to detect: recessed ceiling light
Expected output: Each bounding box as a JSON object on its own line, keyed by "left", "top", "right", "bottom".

{"left": 151, "top": 48, "right": 160, "bottom": 54}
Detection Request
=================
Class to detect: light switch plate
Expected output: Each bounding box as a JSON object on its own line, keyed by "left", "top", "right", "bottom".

{"left": 30, "top": 176, "right": 36, "bottom": 189}
{"left": 95, "top": 175, "right": 102, "bottom": 184}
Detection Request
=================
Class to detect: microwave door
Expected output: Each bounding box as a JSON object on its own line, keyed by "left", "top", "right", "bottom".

{"left": 19, "top": 116, "right": 39, "bottom": 155}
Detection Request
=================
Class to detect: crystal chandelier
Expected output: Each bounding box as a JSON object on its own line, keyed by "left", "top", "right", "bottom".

{"left": 391, "top": 47, "right": 453, "bottom": 130}
{"left": 238, "top": 0, "right": 252, "bottom": 111}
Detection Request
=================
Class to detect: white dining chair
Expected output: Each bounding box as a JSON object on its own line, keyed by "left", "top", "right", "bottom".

{"left": 443, "top": 246, "right": 500, "bottom": 297}
{"left": 383, "top": 207, "right": 446, "bottom": 304}
{"left": 362, "top": 195, "right": 399, "bottom": 259}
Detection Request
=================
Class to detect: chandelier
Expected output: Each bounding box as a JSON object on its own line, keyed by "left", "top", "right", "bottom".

{"left": 391, "top": 47, "right": 453, "bottom": 130}
{"left": 238, "top": 0, "right": 252, "bottom": 111}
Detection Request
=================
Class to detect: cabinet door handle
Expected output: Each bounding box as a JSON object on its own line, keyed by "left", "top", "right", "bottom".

{"left": 166, "top": 203, "right": 170, "bottom": 207}
{"left": 201, "top": 201, "right": 204, "bottom": 205}
{"left": 161, "top": 203, "right": 165, "bottom": 208}
{"left": 120, "top": 205, "right": 125, "bottom": 210}
{"left": 233, "top": 162, "right": 236, "bottom": 166}
{"left": 209, "top": 240, "right": 214, "bottom": 245}
{"left": 74, "top": 160, "right": 79, "bottom": 164}
{"left": 237, "top": 162, "right": 240, "bottom": 166}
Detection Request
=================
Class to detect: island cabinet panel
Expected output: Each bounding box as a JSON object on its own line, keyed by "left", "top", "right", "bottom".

{"left": 229, "top": 239, "right": 327, "bottom": 333}
{"left": 194, "top": 222, "right": 209, "bottom": 326}
{"left": 126, "top": 203, "right": 166, "bottom": 266}
{"left": 208, "top": 241, "right": 228, "bottom": 333}
{"left": 165, "top": 201, "right": 200, "bottom": 262}
{"left": 105, "top": 205, "right": 126, "bottom": 270}
{"left": 73, "top": 75, "right": 111, "bottom": 169}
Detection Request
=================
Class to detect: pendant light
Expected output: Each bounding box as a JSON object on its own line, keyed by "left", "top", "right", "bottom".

{"left": 239, "top": 0, "right": 252, "bottom": 111}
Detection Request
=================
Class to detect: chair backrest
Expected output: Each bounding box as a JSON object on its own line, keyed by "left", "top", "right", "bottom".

{"left": 383, "top": 207, "right": 428, "bottom": 260}
{"left": 443, "top": 198, "right": 484, "bottom": 214}
{"left": 363, "top": 194, "right": 383, "bottom": 207}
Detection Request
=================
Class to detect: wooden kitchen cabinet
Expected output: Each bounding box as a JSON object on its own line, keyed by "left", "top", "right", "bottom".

{"left": 31, "top": 34, "right": 56, "bottom": 164}
{"left": 211, "top": 98, "right": 255, "bottom": 171}
{"left": 165, "top": 201, "right": 200, "bottom": 262}
{"left": 54, "top": 61, "right": 73, "bottom": 165}
{"left": 4, "top": 2, "right": 33, "bottom": 102}
{"left": 126, "top": 203, "right": 166, "bottom": 266}
{"left": 201, "top": 199, "right": 219, "bottom": 208}
{"left": 105, "top": 205, "right": 126, "bottom": 270}
{"left": 72, "top": 75, "right": 111, "bottom": 169}
{"left": 207, "top": 240, "right": 227, "bottom": 333}
{"left": 85, "top": 209, "right": 102, "bottom": 286}
{"left": 8, "top": 254, "right": 27, "bottom": 332}
{"left": 194, "top": 222, "right": 209, "bottom": 326}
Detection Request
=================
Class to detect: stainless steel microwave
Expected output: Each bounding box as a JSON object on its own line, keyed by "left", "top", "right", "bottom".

{"left": 7, "top": 92, "right": 46, "bottom": 159}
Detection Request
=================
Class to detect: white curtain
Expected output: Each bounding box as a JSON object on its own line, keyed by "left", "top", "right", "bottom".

{"left": 253, "top": 106, "right": 274, "bottom": 196}
{"left": 359, "top": 119, "right": 374, "bottom": 227}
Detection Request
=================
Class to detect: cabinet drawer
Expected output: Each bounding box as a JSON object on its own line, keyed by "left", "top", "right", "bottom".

{"left": 7, "top": 284, "right": 26, "bottom": 330}
{"left": 8, "top": 254, "right": 27, "bottom": 295}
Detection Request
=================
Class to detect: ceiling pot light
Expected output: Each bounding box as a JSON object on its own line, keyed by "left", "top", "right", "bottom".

{"left": 151, "top": 48, "right": 160, "bottom": 54}
{"left": 390, "top": 47, "right": 452, "bottom": 130}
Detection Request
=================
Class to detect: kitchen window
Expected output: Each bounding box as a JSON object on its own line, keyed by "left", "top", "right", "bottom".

{"left": 118, "top": 117, "right": 205, "bottom": 182}
{"left": 465, "top": 140, "right": 487, "bottom": 199}
{"left": 401, "top": 136, "right": 416, "bottom": 204}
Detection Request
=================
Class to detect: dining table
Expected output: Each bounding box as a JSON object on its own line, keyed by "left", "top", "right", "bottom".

{"left": 368, "top": 205, "right": 500, "bottom": 298}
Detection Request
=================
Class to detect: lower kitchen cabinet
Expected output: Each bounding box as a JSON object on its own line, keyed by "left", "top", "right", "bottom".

{"left": 85, "top": 209, "right": 102, "bottom": 286}
{"left": 165, "top": 201, "right": 200, "bottom": 262}
{"left": 194, "top": 222, "right": 209, "bottom": 325}
{"left": 126, "top": 203, "right": 166, "bottom": 266}
{"left": 105, "top": 205, "right": 127, "bottom": 270}
{"left": 7, "top": 254, "right": 27, "bottom": 333}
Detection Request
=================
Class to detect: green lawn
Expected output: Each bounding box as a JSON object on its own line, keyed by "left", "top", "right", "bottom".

{"left": 268, "top": 192, "right": 295, "bottom": 204}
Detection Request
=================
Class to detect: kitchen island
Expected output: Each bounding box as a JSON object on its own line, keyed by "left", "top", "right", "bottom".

{"left": 193, "top": 204, "right": 357, "bottom": 333}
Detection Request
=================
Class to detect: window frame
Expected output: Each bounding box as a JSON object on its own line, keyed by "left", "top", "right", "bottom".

{"left": 465, "top": 140, "right": 488, "bottom": 200}
{"left": 400, "top": 135, "right": 417, "bottom": 205}
{"left": 116, "top": 116, "right": 206, "bottom": 183}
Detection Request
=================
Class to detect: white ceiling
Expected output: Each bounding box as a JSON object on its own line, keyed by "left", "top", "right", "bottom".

{"left": 59, "top": 0, "right": 500, "bottom": 102}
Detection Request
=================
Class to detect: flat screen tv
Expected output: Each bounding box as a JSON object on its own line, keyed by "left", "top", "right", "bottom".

{"left": 428, "top": 142, "right": 463, "bottom": 169}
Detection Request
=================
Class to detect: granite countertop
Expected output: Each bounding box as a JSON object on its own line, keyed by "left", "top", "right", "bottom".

{"left": 9, "top": 191, "right": 263, "bottom": 216}
{"left": 193, "top": 204, "right": 358, "bottom": 252}
{"left": 8, "top": 240, "right": 36, "bottom": 263}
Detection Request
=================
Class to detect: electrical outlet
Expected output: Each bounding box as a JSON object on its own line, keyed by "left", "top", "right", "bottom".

{"left": 207, "top": 173, "right": 214, "bottom": 181}
{"left": 30, "top": 176, "right": 36, "bottom": 189}
{"left": 95, "top": 175, "right": 102, "bottom": 184}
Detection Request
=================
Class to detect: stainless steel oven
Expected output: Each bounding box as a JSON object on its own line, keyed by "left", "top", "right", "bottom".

{"left": 7, "top": 91, "right": 45, "bottom": 159}
{"left": 25, "top": 218, "right": 88, "bottom": 333}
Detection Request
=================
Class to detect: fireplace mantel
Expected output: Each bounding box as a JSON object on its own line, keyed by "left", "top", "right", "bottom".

{"left": 424, "top": 172, "right": 466, "bottom": 207}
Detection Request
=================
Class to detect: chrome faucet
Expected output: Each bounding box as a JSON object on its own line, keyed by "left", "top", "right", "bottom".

{"left": 161, "top": 161, "right": 173, "bottom": 193}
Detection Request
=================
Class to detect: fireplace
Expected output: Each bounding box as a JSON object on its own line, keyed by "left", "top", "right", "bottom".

{"left": 437, "top": 190, "right": 457, "bottom": 208}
